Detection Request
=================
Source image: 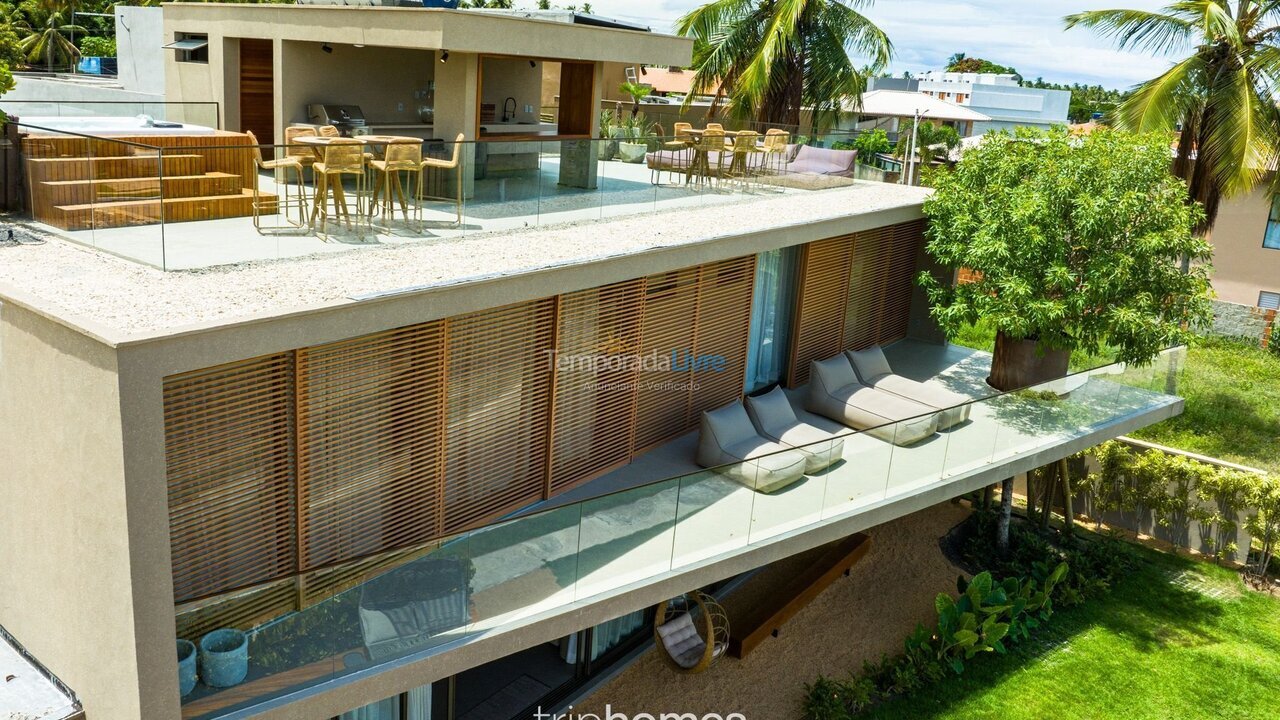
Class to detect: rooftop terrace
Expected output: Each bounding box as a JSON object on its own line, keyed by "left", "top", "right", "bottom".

{"left": 0, "top": 174, "right": 927, "bottom": 341}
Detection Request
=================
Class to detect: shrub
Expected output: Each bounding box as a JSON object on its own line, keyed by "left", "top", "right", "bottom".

{"left": 79, "top": 36, "right": 116, "bottom": 58}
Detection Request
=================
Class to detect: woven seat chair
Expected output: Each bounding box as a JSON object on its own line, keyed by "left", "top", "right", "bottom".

{"left": 245, "top": 130, "right": 308, "bottom": 232}
{"left": 653, "top": 591, "right": 730, "bottom": 674}
{"left": 763, "top": 129, "right": 791, "bottom": 175}
{"left": 686, "top": 128, "right": 726, "bottom": 187}
{"left": 727, "top": 130, "right": 762, "bottom": 189}
{"left": 283, "top": 126, "right": 318, "bottom": 179}
{"left": 313, "top": 138, "right": 369, "bottom": 238}
{"left": 416, "top": 133, "right": 464, "bottom": 227}
{"left": 652, "top": 122, "right": 695, "bottom": 184}
{"left": 369, "top": 140, "right": 423, "bottom": 223}
{"left": 317, "top": 124, "right": 340, "bottom": 138}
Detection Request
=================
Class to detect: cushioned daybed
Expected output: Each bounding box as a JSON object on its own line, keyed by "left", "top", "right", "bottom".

{"left": 696, "top": 401, "right": 808, "bottom": 493}
{"left": 784, "top": 144, "right": 858, "bottom": 177}
{"left": 745, "top": 386, "right": 845, "bottom": 473}
{"left": 845, "top": 346, "right": 972, "bottom": 430}
{"left": 807, "top": 355, "right": 938, "bottom": 446}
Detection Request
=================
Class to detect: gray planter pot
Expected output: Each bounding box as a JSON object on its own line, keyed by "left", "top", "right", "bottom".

{"left": 618, "top": 141, "right": 648, "bottom": 163}
{"left": 177, "top": 639, "right": 197, "bottom": 697}
{"left": 199, "top": 629, "right": 249, "bottom": 688}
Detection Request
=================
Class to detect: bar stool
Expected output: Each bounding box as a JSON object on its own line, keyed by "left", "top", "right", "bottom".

{"left": 417, "top": 133, "right": 465, "bottom": 228}
{"left": 686, "top": 128, "right": 725, "bottom": 187}
{"left": 245, "top": 130, "right": 308, "bottom": 232}
{"left": 369, "top": 140, "right": 423, "bottom": 223}
{"left": 763, "top": 129, "right": 790, "bottom": 175}
{"left": 727, "top": 130, "right": 761, "bottom": 189}
{"left": 313, "top": 138, "right": 369, "bottom": 238}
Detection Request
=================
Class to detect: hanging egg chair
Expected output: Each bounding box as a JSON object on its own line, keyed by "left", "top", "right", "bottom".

{"left": 653, "top": 591, "right": 730, "bottom": 674}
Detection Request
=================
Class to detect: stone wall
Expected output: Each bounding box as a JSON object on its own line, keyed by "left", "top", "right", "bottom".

{"left": 1205, "top": 298, "right": 1276, "bottom": 348}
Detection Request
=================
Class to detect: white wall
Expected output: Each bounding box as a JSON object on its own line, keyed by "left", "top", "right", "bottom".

{"left": 115, "top": 6, "right": 165, "bottom": 96}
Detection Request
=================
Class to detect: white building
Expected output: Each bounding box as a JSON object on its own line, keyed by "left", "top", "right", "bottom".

{"left": 912, "top": 71, "right": 1070, "bottom": 133}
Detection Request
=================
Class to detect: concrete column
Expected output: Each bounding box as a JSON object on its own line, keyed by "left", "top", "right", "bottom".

{"left": 434, "top": 50, "right": 478, "bottom": 198}
{"left": 557, "top": 61, "right": 603, "bottom": 190}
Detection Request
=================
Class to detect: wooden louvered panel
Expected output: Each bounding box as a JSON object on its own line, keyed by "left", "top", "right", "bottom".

{"left": 787, "top": 236, "right": 855, "bottom": 387}
{"left": 549, "top": 280, "right": 644, "bottom": 493}
{"left": 877, "top": 220, "right": 926, "bottom": 345}
{"left": 443, "top": 299, "right": 556, "bottom": 533}
{"left": 296, "top": 322, "right": 447, "bottom": 571}
{"left": 165, "top": 353, "right": 297, "bottom": 604}
{"left": 300, "top": 543, "right": 435, "bottom": 608}
{"left": 632, "top": 267, "right": 700, "bottom": 452}
{"left": 845, "top": 227, "right": 895, "bottom": 351}
{"left": 175, "top": 581, "right": 296, "bottom": 641}
{"left": 688, "top": 256, "right": 756, "bottom": 421}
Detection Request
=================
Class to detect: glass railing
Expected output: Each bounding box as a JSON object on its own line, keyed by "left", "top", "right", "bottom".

{"left": 8, "top": 122, "right": 888, "bottom": 271}
{"left": 173, "top": 347, "right": 1186, "bottom": 719}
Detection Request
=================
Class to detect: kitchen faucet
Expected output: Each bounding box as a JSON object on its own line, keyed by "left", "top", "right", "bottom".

{"left": 502, "top": 97, "right": 517, "bottom": 122}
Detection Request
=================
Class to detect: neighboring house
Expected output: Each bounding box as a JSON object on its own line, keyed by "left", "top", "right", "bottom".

{"left": 1206, "top": 181, "right": 1280, "bottom": 309}
{"left": 874, "top": 72, "right": 1070, "bottom": 134}
{"left": 0, "top": 8, "right": 1185, "bottom": 720}
{"left": 840, "top": 89, "right": 991, "bottom": 139}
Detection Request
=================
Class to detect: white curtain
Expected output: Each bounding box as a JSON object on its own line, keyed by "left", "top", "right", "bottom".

{"left": 745, "top": 248, "right": 797, "bottom": 392}
{"left": 590, "top": 609, "right": 646, "bottom": 661}
{"left": 406, "top": 684, "right": 433, "bottom": 720}
{"left": 340, "top": 697, "right": 399, "bottom": 720}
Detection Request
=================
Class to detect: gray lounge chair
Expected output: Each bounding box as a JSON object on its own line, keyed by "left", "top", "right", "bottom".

{"left": 806, "top": 355, "right": 938, "bottom": 446}
{"left": 696, "top": 401, "right": 808, "bottom": 493}
{"left": 745, "top": 386, "right": 845, "bottom": 473}
{"left": 845, "top": 346, "right": 972, "bottom": 430}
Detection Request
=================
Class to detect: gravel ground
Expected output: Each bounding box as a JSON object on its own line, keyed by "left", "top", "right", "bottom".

{"left": 573, "top": 502, "right": 971, "bottom": 720}
{"left": 0, "top": 182, "right": 928, "bottom": 338}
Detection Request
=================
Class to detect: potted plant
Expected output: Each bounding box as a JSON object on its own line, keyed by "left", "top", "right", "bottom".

{"left": 199, "top": 628, "right": 250, "bottom": 688}
{"left": 598, "top": 108, "right": 617, "bottom": 161}
{"left": 177, "top": 639, "right": 197, "bottom": 697}
{"left": 919, "top": 128, "right": 1212, "bottom": 392}
{"left": 617, "top": 113, "right": 652, "bottom": 164}
{"left": 618, "top": 80, "right": 652, "bottom": 120}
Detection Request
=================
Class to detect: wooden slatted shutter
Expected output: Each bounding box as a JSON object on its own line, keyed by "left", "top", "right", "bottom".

{"left": 549, "top": 279, "right": 644, "bottom": 493}
{"left": 787, "top": 236, "right": 855, "bottom": 386}
{"left": 164, "top": 353, "right": 297, "bottom": 604}
{"left": 689, "top": 256, "right": 757, "bottom": 420}
{"left": 877, "top": 219, "right": 927, "bottom": 345}
{"left": 443, "top": 299, "right": 557, "bottom": 533}
{"left": 632, "top": 266, "right": 700, "bottom": 452}
{"left": 295, "top": 322, "right": 447, "bottom": 571}
{"left": 845, "top": 227, "right": 895, "bottom": 351}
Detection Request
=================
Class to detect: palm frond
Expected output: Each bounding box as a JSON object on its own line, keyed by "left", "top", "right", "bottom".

{"left": 1115, "top": 54, "right": 1205, "bottom": 131}
{"left": 1063, "top": 9, "right": 1194, "bottom": 54}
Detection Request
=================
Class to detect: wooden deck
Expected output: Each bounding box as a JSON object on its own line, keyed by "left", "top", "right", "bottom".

{"left": 21, "top": 130, "right": 275, "bottom": 230}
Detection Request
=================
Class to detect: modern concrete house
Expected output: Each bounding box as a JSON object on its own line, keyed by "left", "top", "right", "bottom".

{"left": 0, "top": 7, "right": 1188, "bottom": 720}
{"left": 1206, "top": 180, "right": 1280, "bottom": 309}
{"left": 898, "top": 72, "right": 1071, "bottom": 134}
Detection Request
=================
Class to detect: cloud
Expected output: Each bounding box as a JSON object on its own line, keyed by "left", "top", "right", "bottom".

{"left": 581, "top": 0, "right": 1176, "bottom": 88}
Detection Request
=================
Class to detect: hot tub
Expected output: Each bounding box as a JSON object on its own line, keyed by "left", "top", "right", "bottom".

{"left": 19, "top": 115, "right": 218, "bottom": 136}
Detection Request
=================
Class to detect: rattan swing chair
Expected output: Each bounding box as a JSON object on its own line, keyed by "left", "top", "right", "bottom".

{"left": 653, "top": 591, "right": 731, "bottom": 674}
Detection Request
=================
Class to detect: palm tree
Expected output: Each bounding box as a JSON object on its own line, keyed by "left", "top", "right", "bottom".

{"left": 17, "top": 0, "right": 84, "bottom": 71}
{"left": 677, "top": 0, "right": 892, "bottom": 130}
{"left": 894, "top": 120, "right": 960, "bottom": 183}
{"left": 1065, "top": 1, "right": 1280, "bottom": 236}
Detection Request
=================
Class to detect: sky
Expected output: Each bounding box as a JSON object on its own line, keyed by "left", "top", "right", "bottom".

{"left": 579, "top": 0, "right": 1178, "bottom": 90}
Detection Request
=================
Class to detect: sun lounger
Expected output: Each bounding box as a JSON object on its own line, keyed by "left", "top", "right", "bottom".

{"left": 806, "top": 355, "right": 938, "bottom": 446}
{"left": 744, "top": 386, "right": 845, "bottom": 472}
{"left": 696, "top": 401, "right": 809, "bottom": 493}
{"left": 846, "top": 346, "right": 972, "bottom": 429}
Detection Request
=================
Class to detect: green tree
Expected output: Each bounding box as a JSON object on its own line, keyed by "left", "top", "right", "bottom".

{"left": 894, "top": 120, "right": 960, "bottom": 182}
{"left": 1065, "top": 1, "right": 1280, "bottom": 237}
{"left": 17, "top": 0, "right": 84, "bottom": 71}
{"left": 945, "top": 52, "right": 1019, "bottom": 78}
{"left": 676, "top": 0, "right": 892, "bottom": 130}
{"left": 1246, "top": 476, "right": 1280, "bottom": 578}
{"left": 918, "top": 128, "right": 1213, "bottom": 391}
{"left": 850, "top": 127, "right": 890, "bottom": 162}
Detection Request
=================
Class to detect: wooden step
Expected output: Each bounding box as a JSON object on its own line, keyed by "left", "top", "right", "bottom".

{"left": 727, "top": 533, "right": 871, "bottom": 659}
{"left": 25, "top": 153, "right": 206, "bottom": 181}
{"left": 40, "top": 173, "right": 244, "bottom": 202}
{"left": 50, "top": 189, "right": 276, "bottom": 231}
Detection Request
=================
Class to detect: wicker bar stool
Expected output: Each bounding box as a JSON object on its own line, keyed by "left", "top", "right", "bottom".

{"left": 727, "top": 130, "right": 761, "bottom": 189}
{"left": 763, "top": 129, "right": 790, "bottom": 175}
{"left": 686, "top": 128, "right": 726, "bottom": 187}
{"left": 369, "top": 140, "right": 423, "bottom": 223}
{"left": 313, "top": 138, "right": 369, "bottom": 238}
{"left": 416, "top": 133, "right": 465, "bottom": 228}
{"left": 245, "top": 130, "right": 308, "bottom": 232}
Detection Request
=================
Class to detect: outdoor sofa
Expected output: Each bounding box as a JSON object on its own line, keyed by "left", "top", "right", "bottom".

{"left": 845, "top": 346, "right": 972, "bottom": 430}
{"left": 807, "top": 355, "right": 938, "bottom": 445}
{"left": 744, "top": 386, "right": 845, "bottom": 473}
{"left": 696, "top": 401, "right": 809, "bottom": 492}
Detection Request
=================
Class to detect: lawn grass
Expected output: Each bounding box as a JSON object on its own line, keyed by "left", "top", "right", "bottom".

{"left": 861, "top": 542, "right": 1280, "bottom": 720}
{"left": 946, "top": 321, "right": 1280, "bottom": 473}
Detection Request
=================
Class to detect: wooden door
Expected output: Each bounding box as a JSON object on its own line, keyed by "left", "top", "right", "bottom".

{"left": 238, "top": 39, "right": 275, "bottom": 147}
